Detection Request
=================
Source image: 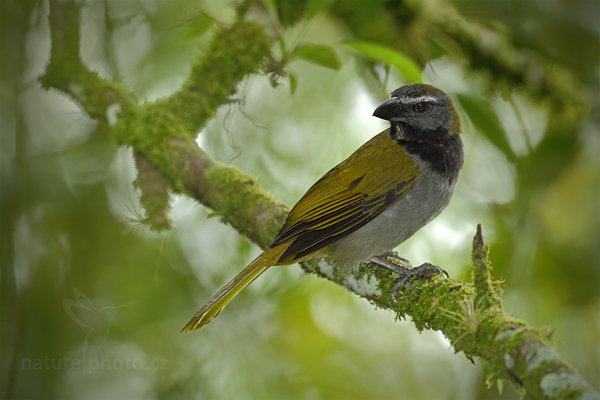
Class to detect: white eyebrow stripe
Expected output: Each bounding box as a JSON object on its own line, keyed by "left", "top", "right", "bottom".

{"left": 397, "top": 95, "right": 439, "bottom": 104}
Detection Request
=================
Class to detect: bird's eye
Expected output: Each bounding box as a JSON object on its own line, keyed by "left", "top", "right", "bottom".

{"left": 413, "top": 101, "right": 431, "bottom": 112}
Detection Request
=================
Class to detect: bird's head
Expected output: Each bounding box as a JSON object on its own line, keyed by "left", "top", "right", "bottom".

{"left": 373, "top": 84, "right": 461, "bottom": 141}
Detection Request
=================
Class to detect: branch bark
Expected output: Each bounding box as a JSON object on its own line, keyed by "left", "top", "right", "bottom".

{"left": 40, "top": 1, "right": 599, "bottom": 398}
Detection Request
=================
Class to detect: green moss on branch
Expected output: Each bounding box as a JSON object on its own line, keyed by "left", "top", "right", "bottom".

{"left": 304, "top": 227, "right": 597, "bottom": 399}
{"left": 133, "top": 136, "right": 288, "bottom": 247}
{"left": 157, "top": 22, "right": 271, "bottom": 134}
{"left": 134, "top": 152, "right": 172, "bottom": 230}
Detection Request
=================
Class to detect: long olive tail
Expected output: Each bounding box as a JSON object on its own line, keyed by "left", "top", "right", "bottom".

{"left": 181, "top": 247, "right": 286, "bottom": 333}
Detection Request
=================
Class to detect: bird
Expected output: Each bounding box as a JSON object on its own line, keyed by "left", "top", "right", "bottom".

{"left": 182, "top": 83, "right": 463, "bottom": 333}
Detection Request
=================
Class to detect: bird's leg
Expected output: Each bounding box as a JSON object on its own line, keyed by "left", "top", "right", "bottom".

{"left": 370, "top": 251, "right": 412, "bottom": 272}
{"left": 370, "top": 254, "right": 449, "bottom": 302}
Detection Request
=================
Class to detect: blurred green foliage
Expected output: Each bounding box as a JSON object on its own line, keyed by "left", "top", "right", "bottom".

{"left": 1, "top": 0, "right": 599, "bottom": 399}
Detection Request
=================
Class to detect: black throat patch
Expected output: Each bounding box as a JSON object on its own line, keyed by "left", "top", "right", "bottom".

{"left": 395, "top": 126, "right": 464, "bottom": 183}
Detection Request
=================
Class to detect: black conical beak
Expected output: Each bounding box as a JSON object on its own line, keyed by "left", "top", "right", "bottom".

{"left": 373, "top": 97, "right": 400, "bottom": 121}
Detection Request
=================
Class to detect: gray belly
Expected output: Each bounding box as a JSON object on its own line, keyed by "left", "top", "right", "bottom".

{"left": 327, "top": 167, "right": 456, "bottom": 270}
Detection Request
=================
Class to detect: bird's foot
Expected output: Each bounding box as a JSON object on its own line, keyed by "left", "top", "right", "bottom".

{"left": 370, "top": 256, "right": 448, "bottom": 302}
{"left": 390, "top": 263, "right": 449, "bottom": 301}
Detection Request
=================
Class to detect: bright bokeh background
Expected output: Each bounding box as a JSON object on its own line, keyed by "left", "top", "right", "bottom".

{"left": 2, "top": 1, "right": 599, "bottom": 399}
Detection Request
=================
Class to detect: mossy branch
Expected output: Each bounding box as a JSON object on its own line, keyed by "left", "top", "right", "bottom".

{"left": 41, "top": 0, "right": 275, "bottom": 230}
{"left": 302, "top": 225, "right": 599, "bottom": 399}
{"left": 332, "top": 0, "right": 585, "bottom": 115}
{"left": 41, "top": 0, "right": 599, "bottom": 398}
{"left": 133, "top": 152, "right": 171, "bottom": 231}
{"left": 155, "top": 22, "right": 271, "bottom": 135}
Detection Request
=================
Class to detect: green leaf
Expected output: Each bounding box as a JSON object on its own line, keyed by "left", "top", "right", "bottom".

{"left": 342, "top": 40, "right": 422, "bottom": 83}
{"left": 288, "top": 72, "right": 298, "bottom": 94}
{"left": 291, "top": 44, "right": 342, "bottom": 70}
{"left": 457, "top": 93, "right": 516, "bottom": 160}
{"left": 180, "top": 12, "right": 214, "bottom": 40}
{"left": 496, "top": 379, "right": 504, "bottom": 395}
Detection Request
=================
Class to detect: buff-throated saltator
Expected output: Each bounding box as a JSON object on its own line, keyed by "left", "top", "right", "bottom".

{"left": 182, "top": 83, "right": 463, "bottom": 332}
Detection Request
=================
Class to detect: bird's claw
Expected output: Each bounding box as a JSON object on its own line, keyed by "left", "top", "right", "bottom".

{"left": 390, "top": 263, "right": 449, "bottom": 302}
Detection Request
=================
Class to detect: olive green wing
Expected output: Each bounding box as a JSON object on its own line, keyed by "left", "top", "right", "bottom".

{"left": 271, "top": 130, "right": 419, "bottom": 263}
